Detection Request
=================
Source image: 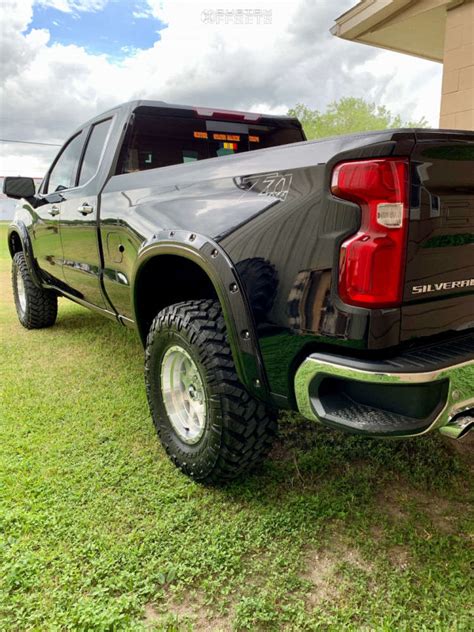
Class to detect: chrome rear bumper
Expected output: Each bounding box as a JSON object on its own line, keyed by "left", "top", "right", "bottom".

{"left": 295, "top": 340, "right": 474, "bottom": 439}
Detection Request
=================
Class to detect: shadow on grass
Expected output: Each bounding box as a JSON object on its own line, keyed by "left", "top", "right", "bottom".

{"left": 228, "top": 411, "right": 472, "bottom": 509}
{"left": 50, "top": 302, "right": 473, "bottom": 506}
{"left": 54, "top": 304, "right": 141, "bottom": 348}
{"left": 55, "top": 307, "right": 113, "bottom": 331}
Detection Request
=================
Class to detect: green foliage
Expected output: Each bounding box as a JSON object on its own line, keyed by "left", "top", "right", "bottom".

{"left": 289, "top": 97, "right": 429, "bottom": 140}
{"left": 0, "top": 224, "right": 472, "bottom": 630}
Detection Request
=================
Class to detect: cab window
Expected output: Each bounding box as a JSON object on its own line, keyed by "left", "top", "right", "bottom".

{"left": 116, "top": 107, "right": 304, "bottom": 174}
{"left": 78, "top": 118, "right": 112, "bottom": 186}
{"left": 47, "top": 132, "right": 85, "bottom": 193}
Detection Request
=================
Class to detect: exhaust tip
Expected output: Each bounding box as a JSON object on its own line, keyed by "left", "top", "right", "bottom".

{"left": 439, "top": 413, "right": 474, "bottom": 440}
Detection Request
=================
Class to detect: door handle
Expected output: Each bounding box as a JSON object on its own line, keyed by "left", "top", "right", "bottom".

{"left": 48, "top": 205, "right": 60, "bottom": 216}
{"left": 77, "top": 203, "right": 94, "bottom": 216}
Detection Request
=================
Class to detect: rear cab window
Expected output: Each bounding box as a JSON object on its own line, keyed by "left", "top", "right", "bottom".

{"left": 116, "top": 106, "right": 305, "bottom": 174}
{"left": 78, "top": 118, "right": 112, "bottom": 186}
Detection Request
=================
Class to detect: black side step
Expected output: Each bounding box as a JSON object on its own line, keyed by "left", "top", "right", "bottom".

{"left": 311, "top": 377, "right": 448, "bottom": 437}
{"left": 300, "top": 332, "right": 474, "bottom": 437}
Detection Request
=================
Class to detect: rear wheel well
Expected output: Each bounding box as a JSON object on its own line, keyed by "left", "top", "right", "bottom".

{"left": 134, "top": 255, "right": 218, "bottom": 343}
{"left": 9, "top": 231, "right": 23, "bottom": 257}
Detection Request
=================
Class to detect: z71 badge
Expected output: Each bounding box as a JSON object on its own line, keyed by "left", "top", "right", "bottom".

{"left": 236, "top": 172, "right": 293, "bottom": 201}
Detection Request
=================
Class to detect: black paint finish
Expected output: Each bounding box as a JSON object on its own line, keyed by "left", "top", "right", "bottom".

{"left": 7, "top": 101, "right": 474, "bottom": 408}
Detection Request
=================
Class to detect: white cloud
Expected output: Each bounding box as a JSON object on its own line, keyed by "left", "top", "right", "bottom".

{"left": 0, "top": 144, "right": 57, "bottom": 178}
{"left": 37, "top": 0, "right": 109, "bottom": 13}
{"left": 0, "top": 0, "right": 442, "bottom": 179}
{"left": 359, "top": 51, "right": 441, "bottom": 126}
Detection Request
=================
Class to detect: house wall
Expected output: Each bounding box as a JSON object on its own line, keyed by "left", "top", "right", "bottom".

{"left": 440, "top": 0, "right": 474, "bottom": 130}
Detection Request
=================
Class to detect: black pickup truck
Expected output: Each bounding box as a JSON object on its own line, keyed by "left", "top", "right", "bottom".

{"left": 5, "top": 100, "right": 474, "bottom": 482}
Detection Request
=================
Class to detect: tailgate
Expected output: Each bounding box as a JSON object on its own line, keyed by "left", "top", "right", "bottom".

{"left": 402, "top": 132, "right": 474, "bottom": 340}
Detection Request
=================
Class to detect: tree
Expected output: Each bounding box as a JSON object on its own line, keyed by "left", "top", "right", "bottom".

{"left": 288, "top": 97, "right": 428, "bottom": 140}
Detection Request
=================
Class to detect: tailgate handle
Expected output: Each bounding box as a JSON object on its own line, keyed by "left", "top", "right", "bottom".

{"left": 77, "top": 203, "right": 94, "bottom": 216}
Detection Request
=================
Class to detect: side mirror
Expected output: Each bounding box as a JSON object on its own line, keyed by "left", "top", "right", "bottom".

{"left": 2, "top": 176, "right": 36, "bottom": 199}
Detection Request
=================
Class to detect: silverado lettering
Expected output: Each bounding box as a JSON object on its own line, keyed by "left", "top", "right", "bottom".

{"left": 412, "top": 279, "right": 474, "bottom": 294}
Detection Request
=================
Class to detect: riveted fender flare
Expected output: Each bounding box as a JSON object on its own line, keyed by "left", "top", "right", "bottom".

{"left": 7, "top": 221, "right": 43, "bottom": 288}
{"left": 132, "top": 230, "right": 270, "bottom": 399}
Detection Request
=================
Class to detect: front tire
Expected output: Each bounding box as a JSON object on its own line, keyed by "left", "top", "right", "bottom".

{"left": 12, "top": 251, "right": 57, "bottom": 329}
{"left": 145, "top": 299, "right": 277, "bottom": 483}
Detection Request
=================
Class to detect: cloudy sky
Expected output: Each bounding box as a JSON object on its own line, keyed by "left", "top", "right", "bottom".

{"left": 0, "top": 0, "right": 442, "bottom": 178}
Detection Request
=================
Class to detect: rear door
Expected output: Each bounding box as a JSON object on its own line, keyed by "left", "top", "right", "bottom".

{"left": 59, "top": 117, "right": 113, "bottom": 308}
{"left": 402, "top": 133, "right": 474, "bottom": 340}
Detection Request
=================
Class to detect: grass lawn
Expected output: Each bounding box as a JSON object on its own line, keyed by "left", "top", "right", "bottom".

{"left": 0, "top": 222, "right": 472, "bottom": 631}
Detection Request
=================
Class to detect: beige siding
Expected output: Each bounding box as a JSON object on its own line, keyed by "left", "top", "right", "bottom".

{"left": 440, "top": 0, "right": 474, "bottom": 130}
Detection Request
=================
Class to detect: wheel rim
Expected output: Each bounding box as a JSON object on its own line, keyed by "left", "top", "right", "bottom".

{"left": 15, "top": 265, "right": 27, "bottom": 314}
{"left": 161, "top": 345, "right": 207, "bottom": 444}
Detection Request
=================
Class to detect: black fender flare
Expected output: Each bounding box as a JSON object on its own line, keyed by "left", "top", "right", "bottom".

{"left": 7, "top": 221, "right": 43, "bottom": 288}
{"left": 132, "top": 230, "right": 270, "bottom": 399}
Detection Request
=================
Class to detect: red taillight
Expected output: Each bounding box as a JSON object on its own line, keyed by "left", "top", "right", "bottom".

{"left": 331, "top": 158, "right": 409, "bottom": 308}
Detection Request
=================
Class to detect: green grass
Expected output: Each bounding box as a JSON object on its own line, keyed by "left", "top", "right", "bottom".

{"left": 0, "top": 222, "right": 473, "bottom": 631}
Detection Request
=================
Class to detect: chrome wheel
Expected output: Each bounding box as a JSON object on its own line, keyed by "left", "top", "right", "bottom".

{"left": 161, "top": 345, "right": 207, "bottom": 444}
{"left": 15, "top": 265, "right": 27, "bottom": 314}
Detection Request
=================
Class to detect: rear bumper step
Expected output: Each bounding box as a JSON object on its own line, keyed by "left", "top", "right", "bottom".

{"left": 295, "top": 333, "right": 474, "bottom": 438}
